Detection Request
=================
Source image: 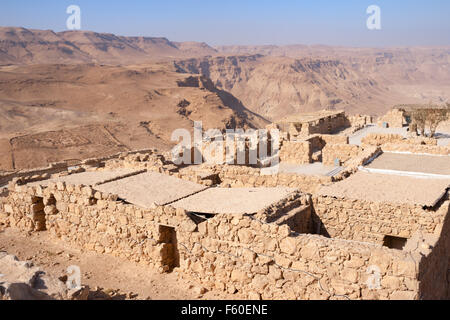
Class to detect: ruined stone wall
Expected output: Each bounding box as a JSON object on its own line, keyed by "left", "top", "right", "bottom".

{"left": 348, "top": 115, "right": 373, "bottom": 128}
{"left": 312, "top": 196, "right": 446, "bottom": 245}
{"left": 417, "top": 199, "right": 450, "bottom": 299}
{"left": 0, "top": 182, "right": 198, "bottom": 273}
{"left": 305, "top": 135, "right": 349, "bottom": 151}
{"left": 361, "top": 134, "right": 405, "bottom": 146}
{"left": 0, "top": 180, "right": 437, "bottom": 300}
{"left": 177, "top": 214, "right": 420, "bottom": 300}
{"left": 216, "top": 165, "right": 333, "bottom": 194}
{"left": 380, "top": 143, "right": 450, "bottom": 156}
{"left": 305, "top": 112, "right": 349, "bottom": 135}
{"left": 362, "top": 134, "right": 438, "bottom": 147}
{"left": 0, "top": 162, "right": 68, "bottom": 187}
{"left": 377, "top": 109, "right": 405, "bottom": 128}
{"left": 322, "top": 144, "right": 361, "bottom": 166}
{"left": 279, "top": 141, "right": 312, "bottom": 164}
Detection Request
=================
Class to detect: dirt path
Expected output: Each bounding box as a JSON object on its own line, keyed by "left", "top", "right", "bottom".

{"left": 0, "top": 227, "right": 238, "bottom": 300}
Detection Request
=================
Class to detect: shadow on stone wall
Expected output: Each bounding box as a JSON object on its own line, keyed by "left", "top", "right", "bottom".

{"left": 418, "top": 198, "right": 450, "bottom": 299}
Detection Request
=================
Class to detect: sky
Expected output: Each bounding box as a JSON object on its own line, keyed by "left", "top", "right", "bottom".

{"left": 0, "top": 0, "right": 449, "bottom": 47}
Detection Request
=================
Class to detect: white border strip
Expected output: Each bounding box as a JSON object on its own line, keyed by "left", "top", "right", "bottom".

{"left": 358, "top": 166, "right": 450, "bottom": 180}
{"left": 384, "top": 151, "right": 450, "bottom": 157}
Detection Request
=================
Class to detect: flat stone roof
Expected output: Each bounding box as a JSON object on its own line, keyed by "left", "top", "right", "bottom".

{"left": 365, "top": 152, "right": 450, "bottom": 175}
{"left": 318, "top": 171, "right": 450, "bottom": 207}
{"left": 94, "top": 172, "right": 208, "bottom": 208}
{"left": 171, "top": 187, "right": 298, "bottom": 215}
{"left": 28, "top": 169, "right": 143, "bottom": 187}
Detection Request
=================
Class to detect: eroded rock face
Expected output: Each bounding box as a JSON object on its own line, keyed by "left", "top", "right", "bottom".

{"left": 0, "top": 252, "right": 88, "bottom": 300}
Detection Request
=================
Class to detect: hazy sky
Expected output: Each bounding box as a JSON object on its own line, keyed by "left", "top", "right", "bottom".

{"left": 1, "top": 0, "right": 449, "bottom": 47}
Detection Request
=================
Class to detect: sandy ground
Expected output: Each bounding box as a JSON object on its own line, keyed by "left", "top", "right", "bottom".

{"left": 0, "top": 227, "right": 238, "bottom": 300}
{"left": 95, "top": 172, "right": 208, "bottom": 207}
{"left": 366, "top": 153, "right": 450, "bottom": 175}
{"left": 172, "top": 187, "right": 297, "bottom": 215}
{"left": 318, "top": 171, "right": 450, "bottom": 206}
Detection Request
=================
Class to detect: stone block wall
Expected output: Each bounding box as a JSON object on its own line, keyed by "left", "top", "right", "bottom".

{"left": 322, "top": 144, "right": 361, "bottom": 166}
{"left": 305, "top": 112, "right": 349, "bottom": 135}
{"left": 380, "top": 143, "right": 450, "bottom": 156}
{"left": 279, "top": 141, "right": 312, "bottom": 164}
{"left": 216, "top": 165, "right": 333, "bottom": 194}
{"left": 1, "top": 182, "right": 197, "bottom": 272}
{"left": 377, "top": 109, "right": 405, "bottom": 128}
{"left": 361, "top": 134, "right": 405, "bottom": 146}
{"left": 416, "top": 199, "right": 450, "bottom": 299}
{"left": 362, "top": 134, "right": 438, "bottom": 147}
{"left": 312, "top": 196, "right": 447, "bottom": 245}
{"left": 0, "top": 162, "right": 68, "bottom": 187}
{"left": 2, "top": 178, "right": 448, "bottom": 300}
{"left": 177, "top": 214, "right": 420, "bottom": 300}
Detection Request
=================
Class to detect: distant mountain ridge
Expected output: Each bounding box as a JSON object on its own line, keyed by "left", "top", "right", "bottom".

{"left": 0, "top": 27, "right": 218, "bottom": 65}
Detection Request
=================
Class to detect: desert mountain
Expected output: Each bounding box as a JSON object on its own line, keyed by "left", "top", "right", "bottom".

{"left": 0, "top": 27, "right": 217, "bottom": 65}
{"left": 175, "top": 49, "right": 450, "bottom": 119}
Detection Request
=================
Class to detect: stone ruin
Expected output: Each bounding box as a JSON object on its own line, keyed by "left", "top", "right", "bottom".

{"left": 0, "top": 110, "right": 449, "bottom": 301}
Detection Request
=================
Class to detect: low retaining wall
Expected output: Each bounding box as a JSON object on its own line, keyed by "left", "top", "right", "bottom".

{"left": 379, "top": 143, "right": 450, "bottom": 156}
{"left": 362, "top": 134, "right": 438, "bottom": 147}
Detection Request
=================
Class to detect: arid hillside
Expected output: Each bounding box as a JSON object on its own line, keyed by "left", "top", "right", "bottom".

{"left": 0, "top": 62, "right": 267, "bottom": 170}
{"left": 0, "top": 27, "right": 217, "bottom": 65}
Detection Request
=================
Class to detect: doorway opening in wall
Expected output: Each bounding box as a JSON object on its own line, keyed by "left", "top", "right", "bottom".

{"left": 33, "top": 196, "right": 46, "bottom": 231}
{"left": 383, "top": 235, "right": 407, "bottom": 250}
{"left": 158, "top": 225, "right": 180, "bottom": 272}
